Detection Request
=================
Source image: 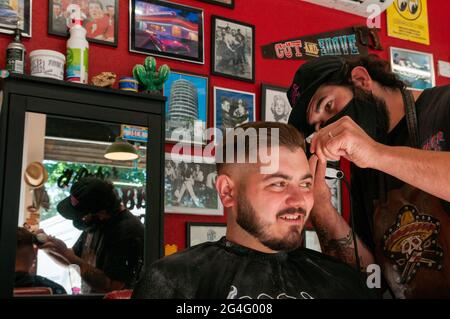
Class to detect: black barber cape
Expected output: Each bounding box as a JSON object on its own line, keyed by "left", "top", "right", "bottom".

{"left": 132, "top": 237, "right": 375, "bottom": 299}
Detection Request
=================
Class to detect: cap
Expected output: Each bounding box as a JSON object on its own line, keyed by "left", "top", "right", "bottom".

{"left": 287, "top": 56, "right": 348, "bottom": 136}
{"left": 57, "top": 177, "right": 120, "bottom": 220}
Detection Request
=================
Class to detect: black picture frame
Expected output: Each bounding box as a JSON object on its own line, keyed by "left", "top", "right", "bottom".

{"left": 0, "top": 0, "right": 32, "bottom": 37}
{"left": 186, "top": 222, "right": 226, "bottom": 248}
{"left": 196, "top": 0, "right": 234, "bottom": 9}
{"left": 261, "top": 84, "right": 291, "bottom": 123}
{"left": 211, "top": 15, "right": 255, "bottom": 83}
{"left": 48, "top": 0, "right": 119, "bottom": 47}
{"left": 130, "top": 0, "right": 205, "bottom": 65}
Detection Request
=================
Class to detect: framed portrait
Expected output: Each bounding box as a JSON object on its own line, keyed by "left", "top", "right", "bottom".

{"left": 186, "top": 222, "right": 227, "bottom": 248}
{"left": 163, "top": 71, "right": 208, "bottom": 145}
{"left": 211, "top": 15, "right": 255, "bottom": 83}
{"left": 165, "top": 153, "right": 223, "bottom": 216}
{"left": 130, "top": 0, "right": 204, "bottom": 64}
{"left": 261, "top": 84, "right": 291, "bottom": 124}
{"left": 390, "top": 47, "right": 435, "bottom": 91}
{"left": 303, "top": 230, "right": 322, "bottom": 253}
{"left": 0, "top": 0, "right": 32, "bottom": 37}
{"left": 213, "top": 86, "right": 255, "bottom": 144}
{"left": 48, "top": 0, "right": 119, "bottom": 46}
{"left": 196, "top": 0, "right": 234, "bottom": 9}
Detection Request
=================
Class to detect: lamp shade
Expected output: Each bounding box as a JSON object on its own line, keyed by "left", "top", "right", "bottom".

{"left": 104, "top": 138, "right": 139, "bottom": 161}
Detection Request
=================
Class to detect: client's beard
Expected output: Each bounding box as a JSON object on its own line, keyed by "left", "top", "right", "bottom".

{"left": 236, "top": 191, "right": 304, "bottom": 252}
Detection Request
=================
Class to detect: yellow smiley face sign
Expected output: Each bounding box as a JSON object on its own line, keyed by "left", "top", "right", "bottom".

{"left": 387, "top": 0, "right": 430, "bottom": 45}
{"left": 394, "top": 0, "right": 422, "bottom": 20}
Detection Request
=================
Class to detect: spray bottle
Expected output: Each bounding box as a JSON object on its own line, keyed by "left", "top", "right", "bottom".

{"left": 65, "top": 4, "right": 89, "bottom": 84}
{"left": 6, "top": 25, "right": 26, "bottom": 74}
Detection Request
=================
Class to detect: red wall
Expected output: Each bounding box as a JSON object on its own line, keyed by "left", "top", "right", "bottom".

{"left": 2, "top": 0, "right": 449, "bottom": 251}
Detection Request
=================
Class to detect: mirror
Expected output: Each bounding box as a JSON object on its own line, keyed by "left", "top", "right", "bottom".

{"left": 15, "top": 112, "right": 148, "bottom": 296}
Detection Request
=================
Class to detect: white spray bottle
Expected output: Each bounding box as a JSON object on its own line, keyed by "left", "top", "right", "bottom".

{"left": 65, "top": 4, "right": 89, "bottom": 84}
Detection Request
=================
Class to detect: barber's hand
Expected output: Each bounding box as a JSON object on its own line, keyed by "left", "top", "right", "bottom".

{"left": 40, "top": 237, "right": 76, "bottom": 267}
{"left": 309, "top": 155, "right": 332, "bottom": 208}
{"left": 310, "top": 116, "right": 380, "bottom": 169}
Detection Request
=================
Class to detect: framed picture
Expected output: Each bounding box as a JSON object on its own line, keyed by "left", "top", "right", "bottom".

{"left": 186, "top": 222, "right": 227, "bottom": 248}
{"left": 48, "top": 0, "right": 119, "bottom": 46}
{"left": 165, "top": 153, "right": 223, "bottom": 216}
{"left": 211, "top": 15, "right": 255, "bottom": 82}
{"left": 303, "top": 230, "right": 322, "bottom": 253}
{"left": 213, "top": 86, "right": 255, "bottom": 144}
{"left": 196, "top": 0, "right": 234, "bottom": 9}
{"left": 0, "top": 0, "right": 32, "bottom": 37}
{"left": 130, "top": 0, "right": 204, "bottom": 64}
{"left": 390, "top": 47, "right": 435, "bottom": 91}
{"left": 163, "top": 71, "right": 208, "bottom": 145}
{"left": 261, "top": 84, "right": 291, "bottom": 123}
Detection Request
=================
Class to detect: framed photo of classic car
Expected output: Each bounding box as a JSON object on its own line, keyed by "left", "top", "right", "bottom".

{"left": 48, "top": 0, "right": 119, "bottom": 46}
{"left": 163, "top": 71, "right": 208, "bottom": 145}
{"left": 261, "top": 84, "right": 291, "bottom": 124}
{"left": 165, "top": 153, "right": 223, "bottom": 216}
{"left": 196, "top": 0, "right": 234, "bottom": 9}
{"left": 211, "top": 15, "right": 255, "bottom": 82}
{"left": 0, "top": 0, "right": 32, "bottom": 37}
{"left": 130, "top": 0, "right": 205, "bottom": 64}
{"left": 186, "top": 222, "right": 227, "bottom": 248}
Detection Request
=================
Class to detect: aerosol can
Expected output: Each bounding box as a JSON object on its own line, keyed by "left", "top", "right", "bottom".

{"left": 6, "top": 26, "right": 26, "bottom": 74}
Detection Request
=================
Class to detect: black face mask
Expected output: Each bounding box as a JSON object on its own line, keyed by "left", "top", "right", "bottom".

{"left": 324, "top": 88, "right": 390, "bottom": 142}
{"left": 72, "top": 214, "right": 102, "bottom": 232}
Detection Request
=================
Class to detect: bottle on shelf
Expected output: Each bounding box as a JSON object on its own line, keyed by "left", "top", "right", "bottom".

{"left": 6, "top": 26, "right": 26, "bottom": 74}
{"left": 65, "top": 6, "right": 89, "bottom": 84}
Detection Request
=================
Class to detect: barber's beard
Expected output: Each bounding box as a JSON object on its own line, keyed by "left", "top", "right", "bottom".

{"left": 236, "top": 191, "right": 303, "bottom": 252}
{"left": 325, "top": 87, "right": 391, "bottom": 142}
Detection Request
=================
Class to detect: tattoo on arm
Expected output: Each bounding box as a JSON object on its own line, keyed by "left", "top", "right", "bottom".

{"left": 316, "top": 229, "right": 358, "bottom": 267}
{"left": 81, "top": 264, "right": 110, "bottom": 291}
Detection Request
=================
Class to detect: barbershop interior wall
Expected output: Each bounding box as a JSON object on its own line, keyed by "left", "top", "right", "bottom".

{"left": 1, "top": 0, "right": 449, "bottom": 250}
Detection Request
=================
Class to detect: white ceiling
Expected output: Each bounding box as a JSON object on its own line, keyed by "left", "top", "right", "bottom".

{"left": 303, "top": 0, "right": 395, "bottom": 17}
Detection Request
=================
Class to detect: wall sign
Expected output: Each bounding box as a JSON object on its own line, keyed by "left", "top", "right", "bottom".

{"left": 121, "top": 125, "right": 148, "bottom": 143}
{"left": 387, "top": 0, "right": 430, "bottom": 45}
{"left": 261, "top": 26, "right": 381, "bottom": 61}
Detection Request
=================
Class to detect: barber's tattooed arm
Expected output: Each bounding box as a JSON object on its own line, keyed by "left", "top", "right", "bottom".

{"left": 316, "top": 229, "right": 359, "bottom": 268}
{"left": 311, "top": 206, "right": 375, "bottom": 272}
{"left": 79, "top": 262, "right": 125, "bottom": 292}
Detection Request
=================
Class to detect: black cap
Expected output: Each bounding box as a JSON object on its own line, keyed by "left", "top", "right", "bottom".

{"left": 57, "top": 177, "right": 120, "bottom": 221}
{"left": 287, "top": 56, "right": 348, "bottom": 137}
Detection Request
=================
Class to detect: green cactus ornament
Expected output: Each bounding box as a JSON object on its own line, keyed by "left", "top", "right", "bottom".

{"left": 132, "top": 57, "right": 170, "bottom": 94}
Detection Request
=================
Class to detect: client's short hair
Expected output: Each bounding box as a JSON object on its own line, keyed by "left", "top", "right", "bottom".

{"left": 216, "top": 122, "right": 305, "bottom": 174}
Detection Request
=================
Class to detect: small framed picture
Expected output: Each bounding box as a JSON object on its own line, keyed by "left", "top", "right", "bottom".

{"left": 261, "top": 84, "right": 291, "bottom": 123}
{"left": 163, "top": 71, "right": 208, "bottom": 145}
{"left": 211, "top": 15, "right": 255, "bottom": 83}
{"left": 0, "top": 0, "right": 32, "bottom": 37}
{"left": 130, "top": 0, "right": 204, "bottom": 64}
{"left": 165, "top": 153, "right": 223, "bottom": 216}
{"left": 303, "top": 229, "right": 322, "bottom": 253}
{"left": 213, "top": 86, "right": 255, "bottom": 144}
{"left": 196, "top": 0, "right": 234, "bottom": 8}
{"left": 48, "top": 0, "right": 119, "bottom": 46}
{"left": 390, "top": 47, "right": 435, "bottom": 91}
{"left": 186, "top": 222, "right": 227, "bottom": 248}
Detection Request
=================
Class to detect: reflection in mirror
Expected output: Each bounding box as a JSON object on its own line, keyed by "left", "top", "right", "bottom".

{"left": 16, "top": 112, "right": 148, "bottom": 296}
